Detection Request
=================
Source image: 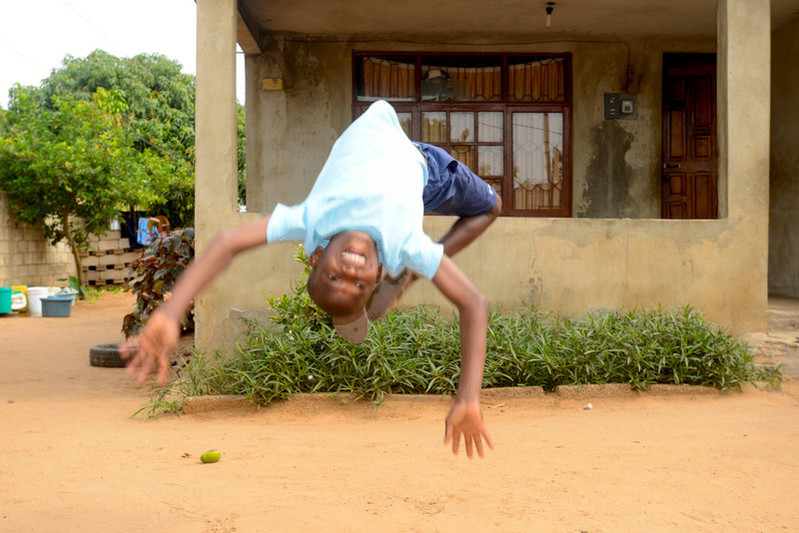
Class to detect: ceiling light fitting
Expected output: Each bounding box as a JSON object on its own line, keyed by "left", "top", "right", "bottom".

{"left": 546, "top": 2, "right": 555, "bottom": 28}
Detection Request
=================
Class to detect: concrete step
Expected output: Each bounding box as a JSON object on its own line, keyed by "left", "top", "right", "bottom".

{"left": 768, "top": 296, "right": 799, "bottom": 332}
{"left": 746, "top": 296, "right": 799, "bottom": 376}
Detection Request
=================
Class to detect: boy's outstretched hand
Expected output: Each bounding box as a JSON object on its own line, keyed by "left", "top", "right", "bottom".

{"left": 120, "top": 310, "right": 181, "bottom": 386}
{"left": 444, "top": 399, "right": 494, "bottom": 459}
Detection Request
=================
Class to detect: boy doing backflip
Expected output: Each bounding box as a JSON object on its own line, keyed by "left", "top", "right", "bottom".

{"left": 122, "top": 100, "right": 501, "bottom": 458}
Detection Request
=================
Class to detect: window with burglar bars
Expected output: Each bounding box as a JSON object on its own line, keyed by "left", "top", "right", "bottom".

{"left": 353, "top": 52, "right": 571, "bottom": 217}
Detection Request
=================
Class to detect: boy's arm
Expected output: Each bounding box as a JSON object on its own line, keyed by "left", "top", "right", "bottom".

{"left": 121, "top": 215, "right": 271, "bottom": 386}
{"left": 431, "top": 255, "right": 494, "bottom": 458}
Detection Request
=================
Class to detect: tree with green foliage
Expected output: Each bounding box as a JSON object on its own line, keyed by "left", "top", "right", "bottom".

{"left": 0, "top": 50, "right": 202, "bottom": 290}
{"left": 38, "top": 50, "right": 197, "bottom": 227}
{"left": 0, "top": 85, "right": 178, "bottom": 288}
{"left": 0, "top": 50, "right": 249, "bottom": 290}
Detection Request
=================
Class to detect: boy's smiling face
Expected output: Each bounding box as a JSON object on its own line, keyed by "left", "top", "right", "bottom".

{"left": 308, "top": 230, "right": 382, "bottom": 313}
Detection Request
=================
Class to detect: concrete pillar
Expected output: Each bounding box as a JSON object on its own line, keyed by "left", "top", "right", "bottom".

{"left": 769, "top": 16, "right": 799, "bottom": 297}
{"left": 717, "top": 0, "right": 771, "bottom": 319}
{"left": 195, "top": 0, "right": 239, "bottom": 346}
{"left": 718, "top": 0, "right": 771, "bottom": 222}
{"left": 196, "top": 0, "right": 238, "bottom": 235}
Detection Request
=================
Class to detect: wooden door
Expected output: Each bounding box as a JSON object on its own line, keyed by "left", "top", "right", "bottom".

{"left": 662, "top": 54, "right": 718, "bottom": 219}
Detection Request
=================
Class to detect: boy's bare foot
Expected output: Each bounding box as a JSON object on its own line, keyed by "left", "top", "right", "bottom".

{"left": 366, "top": 269, "right": 415, "bottom": 320}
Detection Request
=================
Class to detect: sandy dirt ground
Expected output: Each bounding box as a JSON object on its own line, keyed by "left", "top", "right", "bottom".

{"left": 2, "top": 292, "right": 798, "bottom": 532}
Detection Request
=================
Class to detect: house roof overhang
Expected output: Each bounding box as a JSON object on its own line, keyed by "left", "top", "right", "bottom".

{"left": 236, "top": 0, "right": 799, "bottom": 55}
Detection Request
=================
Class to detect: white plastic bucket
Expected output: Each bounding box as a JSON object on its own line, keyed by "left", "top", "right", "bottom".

{"left": 27, "top": 286, "right": 49, "bottom": 317}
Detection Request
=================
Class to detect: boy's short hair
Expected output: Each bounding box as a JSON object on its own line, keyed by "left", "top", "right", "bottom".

{"left": 307, "top": 268, "right": 369, "bottom": 343}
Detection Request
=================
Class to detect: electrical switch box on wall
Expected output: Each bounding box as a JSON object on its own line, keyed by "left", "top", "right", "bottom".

{"left": 604, "top": 93, "right": 638, "bottom": 120}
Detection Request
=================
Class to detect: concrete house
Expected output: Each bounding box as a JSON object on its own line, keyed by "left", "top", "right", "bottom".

{"left": 190, "top": 0, "right": 797, "bottom": 350}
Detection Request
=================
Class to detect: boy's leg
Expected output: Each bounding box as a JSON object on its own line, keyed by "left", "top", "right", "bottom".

{"left": 367, "top": 195, "right": 501, "bottom": 320}
{"left": 437, "top": 197, "right": 503, "bottom": 258}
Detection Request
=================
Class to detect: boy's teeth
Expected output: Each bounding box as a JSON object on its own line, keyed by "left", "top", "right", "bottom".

{"left": 343, "top": 251, "right": 365, "bottom": 265}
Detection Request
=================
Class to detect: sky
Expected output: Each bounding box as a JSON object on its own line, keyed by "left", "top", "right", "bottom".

{"left": 0, "top": 0, "right": 245, "bottom": 108}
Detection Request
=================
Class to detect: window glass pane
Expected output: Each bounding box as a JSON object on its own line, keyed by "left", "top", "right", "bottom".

{"left": 450, "top": 146, "right": 474, "bottom": 169}
{"left": 509, "top": 57, "right": 565, "bottom": 103}
{"left": 513, "top": 112, "right": 564, "bottom": 210}
{"left": 422, "top": 56, "right": 502, "bottom": 101}
{"left": 479, "top": 112, "right": 503, "bottom": 142}
{"left": 396, "top": 112, "right": 412, "bottom": 138}
{"left": 422, "top": 112, "right": 447, "bottom": 143}
{"left": 421, "top": 68, "right": 455, "bottom": 102}
{"left": 486, "top": 179, "right": 503, "bottom": 198}
{"left": 450, "top": 113, "right": 474, "bottom": 143}
{"left": 354, "top": 53, "right": 571, "bottom": 217}
{"left": 356, "top": 56, "right": 416, "bottom": 101}
{"left": 478, "top": 146, "right": 503, "bottom": 176}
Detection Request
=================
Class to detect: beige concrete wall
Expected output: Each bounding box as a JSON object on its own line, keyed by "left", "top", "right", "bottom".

{"left": 573, "top": 39, "right": 713, "bottom": 218}
{"left": 769, "top": 13, "right": 799, "bottom": 298}
{"left": 195, "top": 0, "right": 771, "bottom": 350}
{"left": 0, "top": 192, "right": 76, "bottom": 287}
{"left": 244, "top": 38, "right": 713, "bottom": 220}
{"left": 414, "top": 217, "right": 755, "bottom": 321}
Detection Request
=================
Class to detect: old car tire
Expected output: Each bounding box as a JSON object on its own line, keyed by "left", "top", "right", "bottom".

{"left": 89, "top": 343, "right": 127, "bottom": 368}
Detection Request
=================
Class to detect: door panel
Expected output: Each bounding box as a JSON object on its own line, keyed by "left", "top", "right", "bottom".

{"left": 662, "top": 54, "right": 718, "bottom": 219}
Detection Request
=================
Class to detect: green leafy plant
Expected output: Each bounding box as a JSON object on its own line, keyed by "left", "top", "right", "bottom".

{"left": 122, "top": 227, "right": 195, "bottom": 338}
{"left": 134, "top": 248, "right": 781, "bottom": 417}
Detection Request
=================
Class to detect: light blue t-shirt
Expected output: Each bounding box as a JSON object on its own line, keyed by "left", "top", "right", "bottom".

{"left": 266, "top": 100, "right": 444, "bottom": 279}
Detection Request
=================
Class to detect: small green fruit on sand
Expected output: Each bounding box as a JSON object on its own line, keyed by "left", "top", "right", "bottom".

{"left": 201, "top": 449, "right": 221, "bottom": 463}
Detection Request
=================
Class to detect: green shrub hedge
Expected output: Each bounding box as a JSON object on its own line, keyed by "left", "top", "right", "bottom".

{"left": 135, "top": 270, "right": 780, "bottom": 418}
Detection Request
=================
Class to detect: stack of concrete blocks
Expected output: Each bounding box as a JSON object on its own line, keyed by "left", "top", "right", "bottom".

{"left": 80, "top": 231, "right": 142, "bottom": 287}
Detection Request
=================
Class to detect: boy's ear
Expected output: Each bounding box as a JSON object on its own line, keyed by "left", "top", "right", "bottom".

{"left": 308, "top": 246, "right": 324, "bottom": 267}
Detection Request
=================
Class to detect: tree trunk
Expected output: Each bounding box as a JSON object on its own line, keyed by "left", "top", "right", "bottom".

{"left": 61, "top": 209, "right": 85, "bottom": 294}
